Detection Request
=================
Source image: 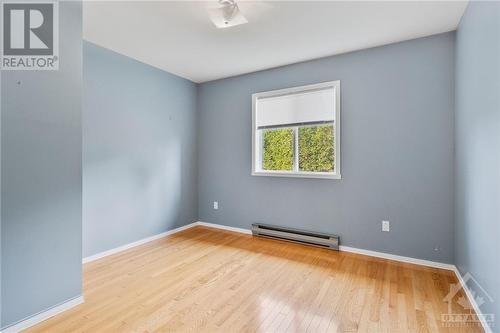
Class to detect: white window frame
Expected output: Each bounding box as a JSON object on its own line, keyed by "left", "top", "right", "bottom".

{"left": 252, "top": 80, "right": 341, "bottom": 180}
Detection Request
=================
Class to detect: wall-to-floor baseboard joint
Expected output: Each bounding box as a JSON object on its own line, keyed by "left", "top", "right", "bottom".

{"left": 80, "top": 220, "right": 492, "bottom": 333}
{"left": 0, "top": 296, "right": 84, "bottom": 333}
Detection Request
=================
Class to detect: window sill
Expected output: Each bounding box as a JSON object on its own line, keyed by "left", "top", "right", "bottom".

{"left": 251, "top": 171, "right": 341, "bottom": 180}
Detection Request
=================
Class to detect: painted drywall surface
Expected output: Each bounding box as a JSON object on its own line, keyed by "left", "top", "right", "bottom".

{"left": 454, "top": 1, "right": 500, "bottom": 331}
{"left": 0, "top": 1, "right": 82, "bottom": 328}
{"left": 83, "top": 42, "right": 198, "bottom": 258}
{"left": 0, "top": 62, "right": 2, "bottom": 328}
{"left": 198, "top": 33, "right": 456, "bottom": 263}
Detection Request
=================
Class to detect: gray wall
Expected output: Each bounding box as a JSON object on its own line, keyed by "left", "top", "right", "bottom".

{"left": 454, "top": 2, "right": 500, "bottom": 331}
{"left": 198, "top": 33, "right": 456, "bottom": 263}
{"left": 83, "top": 42, "right": 198, "bottom": 258}
{"left": 0, "top": 1, "right": 82, "bottom": 328}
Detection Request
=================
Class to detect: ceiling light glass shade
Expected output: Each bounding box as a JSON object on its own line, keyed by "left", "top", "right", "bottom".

{"left": 207, "top": 3, "right": 248, "bottom": 28}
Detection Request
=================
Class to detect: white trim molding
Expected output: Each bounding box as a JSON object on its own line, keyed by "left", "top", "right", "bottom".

{"left": 82, "top": 222, "right": 252, "bottom": 264}
{"left": 197, "top": 222, "right": 491, "bottom": 333}
{"left": 451, "top": 267, "right": 494, "bottom": 333}
{"left": 196, "top": 221, "right": 455, "bottom": 270}
{"left": 196, "top": 221, "right": 252, "bottom": 235}
{"left": 82, "top": 223, "right": 197, "bottom": 264}
{"left": 84, "top": 221, "right": 455, "bottom": 271}
{"left": 338, "top": 245, "right": 455, "bottom": 271}
{"left": 80, "top": 221, "right": 492, "bottom": 333}
{"left": 0, "top": 296, "right": 83, "bottom": 333}
{"left": 4, "top": 223, "right": 488, "bottom": 333}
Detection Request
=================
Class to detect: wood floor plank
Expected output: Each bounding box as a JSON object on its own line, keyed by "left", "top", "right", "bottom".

{"left": 26, "top": 226, "right": 484, "bottom": 333}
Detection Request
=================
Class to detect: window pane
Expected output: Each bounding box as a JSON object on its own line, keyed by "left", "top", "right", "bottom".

{"left": 262, "top": 128, "right": 294, "bottom": 171}
{"left": 298, "top": 124, "right": 334, "bottom": 172}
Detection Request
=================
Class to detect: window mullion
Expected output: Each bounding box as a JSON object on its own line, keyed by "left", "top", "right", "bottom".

{"left": 258, "top": 129, "right": 263, "bottom": 171}
{"left": 294, "top": 126, "right": 299, "bottom": 172}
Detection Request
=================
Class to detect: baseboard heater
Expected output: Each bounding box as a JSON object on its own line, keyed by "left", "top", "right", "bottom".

{"left": 251, "top": 223, "right": 339, "bottom": 250}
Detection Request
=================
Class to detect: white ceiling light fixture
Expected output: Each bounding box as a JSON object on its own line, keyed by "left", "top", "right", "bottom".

{"left": 84, "top": 1, "right": 469, "bottom": 82}
{"left": 207, "top": 0, "right": 248, "bottom": 29}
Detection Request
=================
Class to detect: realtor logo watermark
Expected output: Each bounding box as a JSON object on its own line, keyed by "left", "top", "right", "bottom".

{"left": 442, "top": 272, "right": 495, "bottom": 329}
{"left": 1, "top": 1, "right": 59, "bottom": 70}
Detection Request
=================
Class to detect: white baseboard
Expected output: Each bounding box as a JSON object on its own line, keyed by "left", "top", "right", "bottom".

{"left": 0, "top": 296, "right": 84, "bottom": 333}
{"left": 195, "top": 221, "right": 252, "bottom": 235}
{"left": 338, "top": 245, "right": 455, "bottom": 271}
{"left": 196, "top": 221, "right": 454, "bottom": 271}
{"left": 3, "top": 223, "right": 487, "bottom": 332}
{"left": 83, "top": 220, "right": 455, "bottom": 271}
{"left": 451, "top": 267, "right": 494, "bottom": 333}
{"left": 82, "top": 221, "right": 254, "bottom": 264}
{"left": 80, "top": 221, "right": 493, "bottom": 333}
{"left": 82, "top": 223, "right": 197, "bottom": 264}
{"left": 197, "top": 221, "right": 492, "bottom": 333}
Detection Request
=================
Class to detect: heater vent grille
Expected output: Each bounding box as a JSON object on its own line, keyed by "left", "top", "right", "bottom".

{"left": 251, "top": 223, "right": 339, "bottom": 250}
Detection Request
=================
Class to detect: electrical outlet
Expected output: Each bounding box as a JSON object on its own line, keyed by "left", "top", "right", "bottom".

{"left": 382, "top": 220, "right": 390, "bottom": 232}
{"left": 213, "top": 201, "right": 219, "bottom": 210}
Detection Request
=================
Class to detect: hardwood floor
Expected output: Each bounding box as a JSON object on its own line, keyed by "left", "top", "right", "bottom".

{"left": 27, "top": 226, "right": 483, "bottom": 333}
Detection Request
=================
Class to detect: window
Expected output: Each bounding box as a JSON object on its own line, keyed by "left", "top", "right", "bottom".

{"left": 252, "top": 81, "right": 340, "bottom": 179}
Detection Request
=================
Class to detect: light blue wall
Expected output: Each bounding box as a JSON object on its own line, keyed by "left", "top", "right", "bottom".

{"left": 83, "top": 42, "right": 198, "bottom": 258}
{"left": 454, "top": 2, "right": 500, "bottom": 331}
{"left": 0, "top": 1, "right": 82, "bottom": 328}
{"left": 1, "top": 5, "right": 496, "bottom": 328}
{"left": 198, "top": 33, "right": 456, "bottom": 263}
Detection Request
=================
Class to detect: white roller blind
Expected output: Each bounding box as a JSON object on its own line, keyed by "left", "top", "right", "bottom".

{"left": 256, "top": 87, "right": 335, "bottom": 129}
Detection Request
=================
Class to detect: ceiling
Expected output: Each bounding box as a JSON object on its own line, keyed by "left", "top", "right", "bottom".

{"left": 83, "top": 1, "right": 468, "bottom": 83}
